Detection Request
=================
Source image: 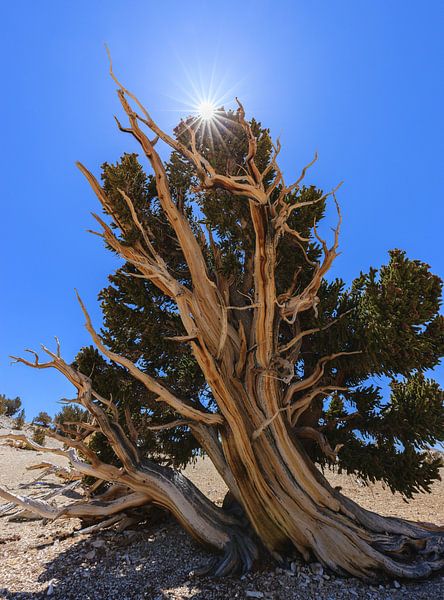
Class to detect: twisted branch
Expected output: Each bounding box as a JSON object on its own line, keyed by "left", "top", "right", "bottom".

{"left": 75, "top": 292, "right": 223, "bottom": 426}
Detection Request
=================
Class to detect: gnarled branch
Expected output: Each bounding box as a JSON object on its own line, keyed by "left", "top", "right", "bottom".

{"left": 280, "top": 193, "right": 343, "bottom": 323}
{"left": 283, "top": 352, "right": 360, "bottom": 406}
{"left": 76, "top": 292, "right": 223, "bottom": 427}
{"left": 294, "top": 426, "right": 344, "bottom": 462}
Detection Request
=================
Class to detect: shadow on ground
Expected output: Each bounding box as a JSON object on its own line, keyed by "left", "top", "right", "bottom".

{"left": 0, "top": 520, "right": 234, "bottom": 600}
{"left": 1, "top": 519, "right": 443, "bottom": 600}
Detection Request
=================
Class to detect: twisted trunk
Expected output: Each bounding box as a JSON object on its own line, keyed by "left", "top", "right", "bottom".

{"left": 219, "top": 419, "right": 444, "bottom": 579}
{"left": 194, "top": 351, "right": 444, "bottom": 579}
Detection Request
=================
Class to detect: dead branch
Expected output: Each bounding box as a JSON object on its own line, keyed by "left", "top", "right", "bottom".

{"left": 279, "top": 308, "right": 354, "bottom": 354}
{"left": 26, "top": 462, "right": 82, "bottom": 481}
{"left": 76, "top": 292, "right": 223, "bottom": 427}
{"left": 251, "top": 406, "right": 289, "bottom": 441}
{"left": 283, "top": 352, "right": 360, "bottom": 406}
{"left": 0, "top": 485, "right": 150, "bottom": 521}
{"left": 280, "top": 194, "right": 343, "bottom": 322}
{"left": 289, "top": 385, "right": 349, "bottom": 427}
{"left": 0, "top": 481, "right": 81, "bottom": 519}
{"left": 146, "top": 419, "right": 191, "bottom": 431}
{"left": 294, "top": 427, "right": 343, "bottom": 462}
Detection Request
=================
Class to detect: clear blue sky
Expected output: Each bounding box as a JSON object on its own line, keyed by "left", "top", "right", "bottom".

{"left": 1, "top": 1, "right": 443, "bottom": 419}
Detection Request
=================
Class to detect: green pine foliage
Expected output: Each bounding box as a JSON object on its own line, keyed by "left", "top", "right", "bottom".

{"left": 0, "top": 394, "right": 22, "bottom": 417}
{"left": 74, "top": 111, "right": 443, "bottom": 498}
{"left": 14, "top": 408, "right": 25, "bottom": 430}
{"left": 54, "top": 404, "right": 88, "bottom": 425}
{"left": 32, "top": 411, "right": 52, "bottom": 427}
{"left": 32, "top": 427, "right": 46, "bottom": 446}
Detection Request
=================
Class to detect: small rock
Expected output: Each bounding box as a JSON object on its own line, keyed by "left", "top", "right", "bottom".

{"left": 46, "top": 581, "right": 55, "bottom": 596}
{"left": 393, "top": 580, "right": 401, "bottom": 589}
{"left": 290, "top": 561, "right": 297, "bottom": 573}
{"left": 246, "top": 592, "right": 264, "bottom": 599}
{"left": 91, "top": 539, "right": 105, "bottom": 548}
{"left": 310, "top": 562, "right": 324, "bottom": 576}
{"left": 85, "top": 550, "right": 95, "bottom": 560}
{"left": 123, "top": 530, "right": 137, "bottom": 539}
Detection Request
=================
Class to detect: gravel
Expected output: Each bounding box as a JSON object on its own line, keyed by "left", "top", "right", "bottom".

{"left": 1, "top": 525, "right": 442, "bottom": 600}
{"left": 1, "top": 418, "right": 443, "bottom": 599}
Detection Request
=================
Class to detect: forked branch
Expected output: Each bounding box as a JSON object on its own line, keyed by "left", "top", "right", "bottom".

{"left": 280, "top": 193, "right": 343, "bottom": 323}
{"left": 283, "top": 351, "right": 360, "bottom": 406}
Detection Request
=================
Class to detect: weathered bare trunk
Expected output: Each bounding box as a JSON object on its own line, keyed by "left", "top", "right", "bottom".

{"left": 192, "top": 344, "right": 444, "bottom": 579}
{"left": 219, "top": 422, "right": 444, "bottom": 579}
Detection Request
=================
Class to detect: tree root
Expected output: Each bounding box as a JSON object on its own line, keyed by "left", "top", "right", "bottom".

{"left": 335, "top": 493, "right": 444, "bottom": 580}
{"left": 194, "top": 527, "right": 259, "bottom": 577}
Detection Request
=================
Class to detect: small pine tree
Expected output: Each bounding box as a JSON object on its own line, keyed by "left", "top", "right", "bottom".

{"left": 54, "top": 404, "right": 88, "bottom": 425}
{"left": 14, "top": 408, "right": 25, "bottom": 430}
{"left": 0, "top": 394, "right": 22, "bottom": 417}
{"left": 32, "top": 427, "right": 46, "bottom": 446}
{"left": 32, "top": 411, "right": 52, "bottom": 427}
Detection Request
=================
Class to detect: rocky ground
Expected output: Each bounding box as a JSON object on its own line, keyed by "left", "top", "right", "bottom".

{"left": 0, "top": 416, "right": 443, "bottom": 599}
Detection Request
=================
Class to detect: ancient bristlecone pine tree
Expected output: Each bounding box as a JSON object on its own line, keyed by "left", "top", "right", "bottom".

{"left": 1, "top": 58, "right": 443, "bottom": 581}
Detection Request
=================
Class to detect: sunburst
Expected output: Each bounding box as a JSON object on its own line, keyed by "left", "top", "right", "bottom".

{"left": 197, "top": 100, "right": 217, "bottom": 121}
